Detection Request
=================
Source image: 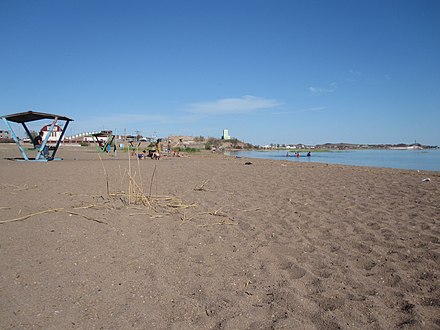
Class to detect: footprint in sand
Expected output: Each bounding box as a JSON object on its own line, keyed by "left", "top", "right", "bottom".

{"left": 279, "top": 261, "right": 307, "bottom": 279}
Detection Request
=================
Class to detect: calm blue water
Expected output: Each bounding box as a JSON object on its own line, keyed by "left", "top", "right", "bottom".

{"left": 226, "top": 149, "right": 440, "bottom": 172}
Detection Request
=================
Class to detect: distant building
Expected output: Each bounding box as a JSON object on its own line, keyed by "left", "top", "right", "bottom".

{"left": 40, "top": 124, "right": 64, "bottom": 142}
{"left": 64, "top": 131, "right": 109, "bottom": 143}
{"left": 222, "top": 129, "right": 230, "bottom": 140}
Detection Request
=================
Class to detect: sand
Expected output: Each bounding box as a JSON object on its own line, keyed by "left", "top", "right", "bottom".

{"left": 0, "top": 144, "right": 439, "bottom": 329}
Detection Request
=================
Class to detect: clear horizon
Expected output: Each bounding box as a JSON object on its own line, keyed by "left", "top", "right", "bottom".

{"left": 1, "top": 0, "right": 439, "bottom": 146}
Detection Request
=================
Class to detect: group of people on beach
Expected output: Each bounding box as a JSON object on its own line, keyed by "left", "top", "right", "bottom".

{"left": 138, "top": 149, "right": 161, "bottom": 160}
{"left": 136, "top": 139, "right": 183, "bottom": 160}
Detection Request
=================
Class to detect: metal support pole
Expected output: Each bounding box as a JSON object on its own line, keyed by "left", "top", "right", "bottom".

{"left": 36, "top": 117, "right": 58, "bottom": 160}
{"left": 2, "top": 117, "right": 29, "bottom": 160}
{"left": 51, "top": 119, "right": 70, "bottom": 159}
{"left": 22, "top": 123, "right": 34, "bottom": 141}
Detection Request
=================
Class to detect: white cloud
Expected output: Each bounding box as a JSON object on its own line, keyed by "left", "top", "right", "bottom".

{"left": 309, "top": 82, "right": 338, "bottom": 96}
{"left": 296, "top": 106, "right": 327, "bottom": 113}
{"left": 186, "top": 95, "right": 282, "bottom": 114}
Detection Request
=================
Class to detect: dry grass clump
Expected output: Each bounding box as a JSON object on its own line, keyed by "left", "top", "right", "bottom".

{"left": 99, "top": 148, "right": 194, "bottom": 214}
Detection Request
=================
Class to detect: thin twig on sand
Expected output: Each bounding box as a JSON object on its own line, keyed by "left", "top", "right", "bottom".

{"left": 194, "top": 179, "right": 209, "bottom": 191}
{"left": 0, "top": 208, "right": 64, "bottom": 224}
{"left": 72, "top": 204, "right": 98, "bottom": 210}
{"left": 0, "top": 208, "right": 106, "bottom": 225}
{"left": 63, "top": 210, "right": 107, "bottom": 224}
{"left": 167, "top": 202, "right": 197, "bottom": 209}
{"left": 180, "top": 213, "right": 193, "bottom": 225}
{"left": 200, "top": 207, "right": 227, "bottom": 217}
{"left": 238, "top": 207, "right": 262, "bottom": 212}
{"left": 97, "top": 151, "right": 110, "bottom": 196}
{"left": 149, "top": 165, "right": 157, "bottom": 198}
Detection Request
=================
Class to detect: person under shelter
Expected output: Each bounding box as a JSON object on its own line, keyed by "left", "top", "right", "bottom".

{"left": 34, "top": 131, "right": 49, "bottom": 157}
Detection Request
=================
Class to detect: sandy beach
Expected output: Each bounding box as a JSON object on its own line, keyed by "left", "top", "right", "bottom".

{"left": 0, "top": 144, "right": 439, "bottom": 329}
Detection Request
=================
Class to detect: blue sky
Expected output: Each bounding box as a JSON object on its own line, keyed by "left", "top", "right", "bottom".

{"left": 1, "top": 0, "right": 439, "bottom": 146}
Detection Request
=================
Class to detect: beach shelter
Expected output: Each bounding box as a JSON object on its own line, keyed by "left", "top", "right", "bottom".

{"left": 1, "top": 111, "right": 73, "bottom": 161}
{"left": 92, "top": 132, "right": 115, "bottom": 152}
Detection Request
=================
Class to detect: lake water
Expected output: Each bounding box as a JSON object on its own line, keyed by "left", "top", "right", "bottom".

{"left": 225, "top": 149, "right": 440, "bottom": 172}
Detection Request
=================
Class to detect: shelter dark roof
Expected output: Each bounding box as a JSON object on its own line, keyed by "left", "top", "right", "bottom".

{"left": 1, "top": 111, "right": 73, "bottom": 123}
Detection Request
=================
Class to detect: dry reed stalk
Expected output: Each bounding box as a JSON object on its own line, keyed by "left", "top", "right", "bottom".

{"left": 166, "top": 202, "right": 197, "bottom": 209}
{"left": 126, "top": 172, "right": 152, "bottom": 208}
{"left": 238, "top": 208, "right": 262, "bottom": 212}
{"left": 194, "top": 179, "right": 209, "bottom": 191}
{"left": 200, "top": 207, "right": 227, "bottom": 217}
{"left": 151, "top": 195, "right": 174, "bottom": 199}
{"left": 128, "top": 145, "right": 132, "bottom": 204}
{"left": 194, "top": 179, "right": 216, "bottom": 192}
{"left": 0, "top": 207, "right": 106, "bottom": 225}
{"left": 63, "top": 210, "right": 106, "bottom": 224}
{"left": 128, "top": 212, "right": 163, "bottom": 218}
{"left": 64, "top": 192, "right": 100, "bottom": 197}
{"left": 119, "top": 166, "right": 128, "bottom": 193}
{"left": 136, "top": 149, "right": 145, "bottom": 196}
{"left": 14, "top": 184, "right": 38, "bottom": 191}
{"left": 97, "top": 150, "right": 110, "bottom": 196}
{"left": 72, "top": 202, "right": 110, "bottom": 210}
{"left": 0, "top": 208, "right": 65, "bottom": 224}
{"left": 1, "top": 183, "right": 26, "bottom": 190}
{"left": 72, "top": 204, "right": 97, "bottom": 209}
{"left": 149, "top": 165, "right": 157, "bottom": 198}
{"left": 0, "top": 183, "right": 18, "bottom": 189}
{"left": 179, "top": 213, "right": 193, "bottom": 225}
{"left": 1, "top": 183, "right": 38, "bottom": 191}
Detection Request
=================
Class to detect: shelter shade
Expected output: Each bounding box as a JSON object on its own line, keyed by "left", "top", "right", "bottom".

{"left": 2, "top": 111, "right": 73, "bottom": 123}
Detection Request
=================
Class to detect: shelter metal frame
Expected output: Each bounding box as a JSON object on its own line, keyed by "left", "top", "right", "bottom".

{"left": 92, "top": 132, "right": 115, "bottom": 153}
{"left": 1, "top": 111, "right": 73, "bottom": 162}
